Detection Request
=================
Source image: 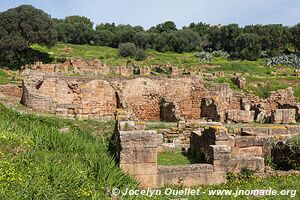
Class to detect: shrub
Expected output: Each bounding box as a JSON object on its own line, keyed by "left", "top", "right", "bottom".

{"left": 135, "top": 48, "right": 147, "bottom": 61}
{"left": 118, "top": 42, "right": 136, "bottom": 58}
{"left": 271, "top": 136, "right": 300, "bottom": 170}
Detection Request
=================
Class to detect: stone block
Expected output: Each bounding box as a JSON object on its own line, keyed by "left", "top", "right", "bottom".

{"left": 134, "top": 174, "right": 158, "bottom": 188}
{"left": 120, "top": 163, "right": 157, "bottom": 175}
{"left": 237, "top": 146, "right": 263, "bottom": 157}
{"left": 272, "top": 109, "right": 296, "bottom": 124}
{"left": 178, "top": 121, "right": 186, "bottom": 129}
{"left": 136, "top": 147, "right": 157, "bottom": 163}
{"left": 227, "top": 110, "right": 255, "bottom": 123}
{"left": 228, "top": 156, "right": 265, "bottom": 173}
{"left": 120, "top": 130, "right": 158, "bottom": 148}
{"left": 119, "top": 121, "right": 135, "bottom": 131}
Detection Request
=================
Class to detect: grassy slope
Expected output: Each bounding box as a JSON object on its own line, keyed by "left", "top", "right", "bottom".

{"left": 0, "top": 104, "right": 137, "bottom": 199}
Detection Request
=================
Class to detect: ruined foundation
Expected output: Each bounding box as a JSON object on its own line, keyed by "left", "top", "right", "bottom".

{"left": 117, "top": 111, "right": 300, "bottom": 188}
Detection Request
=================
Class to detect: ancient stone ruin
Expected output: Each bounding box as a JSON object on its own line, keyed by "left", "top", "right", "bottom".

{"left": 116, "top": 110, "right": 300, "bottom": 188}
{"left": 19, "top": 60, "right": 300, "bottom": 188}
{"left": 21, "top": 62, "right": 299, "bottom": 124}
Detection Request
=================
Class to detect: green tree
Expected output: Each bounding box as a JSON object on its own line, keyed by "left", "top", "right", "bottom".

{"left": 135, "top": 48, "right": 147, "bottom": 61}
{"left": 207, "top": 26, "right": 222, "bottom": 51}
{"left": 235, "top": 33, "right": 261, "bottom": 60}
{"left": 149, "top": 21, "right": 177, "bottom": 33}
{"left": 134, "top": 32, "right": 151, "bottom": 49}
{"left": 119, "top": 43, "right": 137, "bottom": 57}
{"left": 245, "top": 24, "right": 291, "bottom": 56}
{"left": 291, "top": 23, "right": 300, "bottom": 54}
{"left": 53, "top": 15, "right": 94, "bottom": 44}
{"left": 64, "top": 15, "right": 93, "bottom": 28}
{"left": 187, "top": 22, "right": 210, "bottom": 37}
{"left": 0, "top": 5, "right": 57, "bottom": 68}
{"left": 94, "top": 30, "right": 115, "bottom": 47}
{"left": 221, "top": 24, "right": 242, "bottom": 53}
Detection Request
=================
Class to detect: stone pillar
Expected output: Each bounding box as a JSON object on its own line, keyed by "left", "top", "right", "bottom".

{"left": 272, "top": 109, "right": 296, "bottom": 124}
{"left": 209, "top": 145, "right": 231, "bottom": 183}
{"left": 235, "top": 77, "right": 246, "bottom": 90}
{"left": 209, "top": 145, "right": 231, "bottom": 172}
{"left": 119, "top": 129, "right": 158, "bottom": 188}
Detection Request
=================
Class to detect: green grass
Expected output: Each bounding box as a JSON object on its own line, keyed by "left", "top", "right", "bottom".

{"left": 0, "top": 104, "right": 137, "bottom": 199}
{"left": 215, "top": 76, "right": 239, "bottom": 90}
{"left": 244, "top": 76, "right": 300, "bottom": 99}
{"left": 0, "top": 69, "right": 21, "bottom": 85}
{"left": 158, "top": 150, "right": 202, "bottom": 166}
{"left": 31, "top": 43, "right": 240, "bottom": 69}
{"left": 206, "top": 60, "right": 270, "bottom": 76}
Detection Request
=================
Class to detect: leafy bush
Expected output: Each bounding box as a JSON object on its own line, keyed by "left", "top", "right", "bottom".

{"left": 267, "top": 54, "right": 300, "bottom": 68}
{"left": 118, "top": 42, "right": 137, "bottom": 58}
{"left": 135, "top": 48, "right": 147, "bottom": 61}
{"left": 272, "top": 136, "right": 300, "bottom": 170}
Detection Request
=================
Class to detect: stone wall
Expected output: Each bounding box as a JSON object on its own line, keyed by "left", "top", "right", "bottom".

{"left": 21, "top": 70, "right": 207, "bottom": 121}
{"left": 226, "top": 110, "right": 255, "bottom": 123}
{"left": 21, "top": 69, "right": 299, "bottom": 123}
{"left": 117, "top": 111, "right": 229, "bottom": 188}
{"left": 272, "top": 109, "right": 296, "bottom": 124}
{"left": 117, "top": 111, "right": 300, "bottom": 188}
{"left": 190, "top": 126, "right": 266, "bottom": 173}
{"left": 0, "top": 84, "right": 22, "bottom": 98}
{"left": 119, "top": 129, "right": 158, "bottom": 188}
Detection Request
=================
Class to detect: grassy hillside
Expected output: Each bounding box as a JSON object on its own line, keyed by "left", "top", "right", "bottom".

{"left": 31, "top": 43, "right": 261, "bottom": 68}
{"left": 0, "top": 104, "right": 137, "bottom": 199}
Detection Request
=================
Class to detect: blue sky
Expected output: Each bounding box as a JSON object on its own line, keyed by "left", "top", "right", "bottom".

{"left": 1, "top": 0, "right": 299, "bottom": 29}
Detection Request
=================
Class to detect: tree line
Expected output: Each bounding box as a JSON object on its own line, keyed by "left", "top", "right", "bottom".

{"left": 1, "top": 5, "right": 300, "bottom": 68}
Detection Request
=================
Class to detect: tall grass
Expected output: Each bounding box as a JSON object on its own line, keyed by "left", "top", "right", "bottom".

{"left": 0, "top": 104, "right": 137, "bottom": 199}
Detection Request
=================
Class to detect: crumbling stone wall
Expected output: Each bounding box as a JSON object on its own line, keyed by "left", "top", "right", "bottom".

{"left": 190, "top": 126, "right": 266, "bottom": 173}
{"left": 226, "top": 110, "right": 255, "bottom": 123}
{"left": 0, "top": 84, "right": 22, "bottom": 98}
{"left": 117, "top": 111, "right": 228, "bottom": 188}
{"left": 272, "top": 109, "right": 296, "bottom": 124}
{"left": 159, "top": 97, "right": 181, "bottom": 122}
{"left": 21, "top": 71, "right": 117, "bottom": 119}
{"left": 22, "top": 71, "right": 206, "bottom": 120}
{"left": 21, "top": 69, "right": 299, "bottom": 123}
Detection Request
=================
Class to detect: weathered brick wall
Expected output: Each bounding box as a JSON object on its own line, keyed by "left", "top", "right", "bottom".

{"left": 0, "top": 84, "right": 22, "bottom": 98}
